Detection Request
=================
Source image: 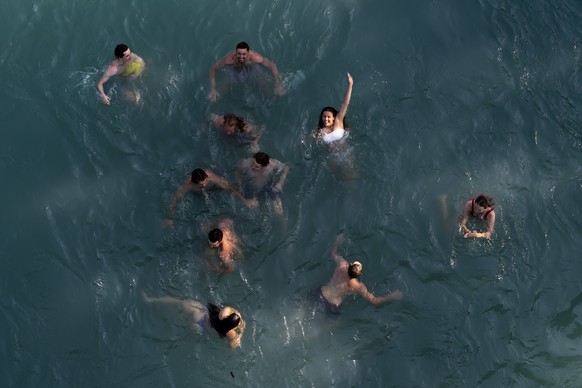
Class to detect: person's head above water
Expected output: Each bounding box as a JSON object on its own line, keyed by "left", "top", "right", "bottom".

{"left": 254, "top": 152, "right": 270, "bottom": 167}
{"left": 114, "top": 44, "right": 130, "bottom": 59}
{"left": 475, "top": 194, "right": 494, "bottom": 209}
{"left": 348, "top": 261, "right": 362, "bottom": 279}
{"left": 190, "top": 168, "right": 208, "bottom": 185}
{"left": 318, "top": 106, "right": 348, "bottom": 129}
{"left": 235, "top": 41, "right": 250, "bottom": 64}
{"left": 208, "top": 228, "right": 223, "bottom": 247}
{"left": 223, "top": 113, "right": 246, "bottom": 135}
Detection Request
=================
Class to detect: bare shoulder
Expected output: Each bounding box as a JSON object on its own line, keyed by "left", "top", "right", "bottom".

{"left": 222, "top": 51, "right": 237, "bottom": 65}
{"left": 249, "top": 51, "right": 265, "bottom": 63}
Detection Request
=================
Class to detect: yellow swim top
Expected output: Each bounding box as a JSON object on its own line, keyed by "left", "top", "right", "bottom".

{"left": 123, "top": 61, "right": 143, "bottom": 76}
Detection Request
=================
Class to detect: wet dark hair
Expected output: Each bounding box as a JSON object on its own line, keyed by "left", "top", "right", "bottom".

{"left": 475, "top": 194, "right": 494, "bottom": 208}
{"left": 207, "top": 304, "right": 241, "bottom": 337}
{"left": 236, "top": 41, "right": 250, "bottom": 51}
{"left": 190, "top": 168, "right": 208, "bottom": 184}
{"left": 223, "top": 113, "right": 246, "bottom": 133}
{"left": 208, "top": 228, "right": 223, "bottom": 244}
{"left": 254, "top": 152, "right": 270, "bottom": 166}
{"left": 318, "top": 106, "right": 349, "bottom": 129}
{"left": 114, "top": 44, "right": 129, "bottom": 59}
{"left": 348, "top": 263, "right": 362, "bottom": 279}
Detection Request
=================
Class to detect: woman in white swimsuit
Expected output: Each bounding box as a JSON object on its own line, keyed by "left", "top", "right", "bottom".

{"left": 317, "top": 72, "right": 353, "bottom": 144}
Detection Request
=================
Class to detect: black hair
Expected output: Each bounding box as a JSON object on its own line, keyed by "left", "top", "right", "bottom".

{"left": 191, "top": 168, "right": 208, "bottom": 184}
{"left": 348, "top": 263, "right": 362, "bottom": 279}
{"left": 208, "top": 228, "right": 223, "bottom": 244}
{"left": 223, "top": 113, "right": 246, "bottom": 132}
{"left": 236, "top": 41, "right": 250, "bottom": 51}
{"left": 254, "top": 152, "right": 270, "bottom": 166}
{"left": 475, "top": 194, "right": 494, "bottom": 208}
{"left": 318, "top": 106, "right": 349, "bottom": 129}
{"left": 207, "top": 303, "right": 241, "bottom": 337}
{"left": 114, "top": 44, "right": 129, "bottom": 58}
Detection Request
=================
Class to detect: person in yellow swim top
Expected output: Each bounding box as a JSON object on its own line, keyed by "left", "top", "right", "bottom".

{"left": 97, "top": 43, "right": 145, "bottom": 105}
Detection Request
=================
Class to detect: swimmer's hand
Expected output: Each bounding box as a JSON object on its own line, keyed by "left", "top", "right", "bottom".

{"left": 347, "top": 72, "right": 353, "bottom": 86}
{"left": 464, "top": 231, "right": 486, "bottom": 239}
{"left": 388, "top": 290, "right": 403, "bottom": 301}
{"left": 208, "top": 88, "right": 219, "bottom": 102}
{"left": 101, "top": 94, "right": 111, "bottom": 105}
{"left": 245, "top": 198, "right": 259, "bottom": 208}
{"left": 163, "top": 218, "right": 173, "bottom": 228}
{"left": 274, "top": 82, "right": 285, "bottom": 96}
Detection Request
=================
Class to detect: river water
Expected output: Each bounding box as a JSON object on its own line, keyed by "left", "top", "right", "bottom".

{"left": 1, "top": 0, "right": 582, "bottom": 386}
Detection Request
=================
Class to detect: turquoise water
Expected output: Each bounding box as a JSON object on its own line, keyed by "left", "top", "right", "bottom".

{"left": 2, "top": 0, "right": 582, "bottom": 386}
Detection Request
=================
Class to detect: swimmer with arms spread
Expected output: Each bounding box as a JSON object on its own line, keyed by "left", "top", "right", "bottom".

{"left": 143, "top": 294, "right": 245, "bottom": 349}
{"left": 459, "top": 194, "right": 496, "bottom": 239}
{"left": 208, "top": 41, "right": 285, "bottom": 102}
{"left": 164, "top": 168, "right": 257, "bottom": 227}
{"left": 317, "top": 234, "right": 402, "bottom": 314}
{"left": 97, "top": 44, "right": 145, "bottom": 105}
{"left": 317, "top": 73, "right": 353, "bottom": 144}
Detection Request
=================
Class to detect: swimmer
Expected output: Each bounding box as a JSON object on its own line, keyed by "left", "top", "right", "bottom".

{"left": 208, "top": 41, "right": 285, "bottom": 102}
{"left": 317, "top": 73, "right": 353, "bottom": 144}
{"left": 236, "top": 151, "right": 289, "bottom": 217}
{"left": 143, "top": 294, "right": 245, "bottom": 349}
{"left": 459, "top": 194, "right": 496, "bottom": 239}
{"left": 205, "top": 218, "right": 241, "bottom": 272}
{"left": 97, "top": 44, "right": 145, "bottom": 105}
{"left": 164, "top": 168, "right": 258, "bottom": 227}
{"left": 211, "top": 112, "right": 261, "bottom": 152}
{"left": 316, "top": 234, "right": 402, "bottom": 314}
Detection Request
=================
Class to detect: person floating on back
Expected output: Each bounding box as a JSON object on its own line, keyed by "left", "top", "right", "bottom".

{"left": 97, "top": 43, "right": 145, "bottom": 105}
{"left": 208, "top": 41, "right": 285, "bottom": 102}
{"left": 459, "top": 194, "right": 496, "bottom": 239}
{"left": 315, "top": 234, "right": 402, "bottom": 314}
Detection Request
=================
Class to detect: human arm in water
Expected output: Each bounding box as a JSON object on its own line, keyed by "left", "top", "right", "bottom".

{"left": 355, "top": 283, "right": 403, "bottom": 305}
{"left": 251, "top": 52, "right": 285, "bottom": 96}
{"left": 97, "top": 64, "right": 119, "bottom": 105}
{"left": 163, "top": 178, "right": 195, "bottom": 227}
{"left": 210, "top": 171, "right": 258, "bottom": 208}
{"left": 463, "top": 210, "right": 496, "bottom": 239}
{"left": 208, "top": 53, "right": 230, "bottom": 102}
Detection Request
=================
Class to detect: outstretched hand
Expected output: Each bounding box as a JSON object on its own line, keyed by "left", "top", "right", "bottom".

{"left": 208, "top": 88, "right": 219, "bottom": 102}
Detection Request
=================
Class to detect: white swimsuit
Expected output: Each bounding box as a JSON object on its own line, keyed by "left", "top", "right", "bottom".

{"left": 322, "top": 127, "right": 345, "bottom": 144}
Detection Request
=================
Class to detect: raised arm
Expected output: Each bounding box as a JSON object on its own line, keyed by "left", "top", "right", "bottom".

{"left": 334, "top": 73, "right": 353, "bottom": 129}
{"left": 356, "top": 283, "right": 403, "bottom": 305}
{"left": 331, "top": 234, "right": 347, "bottom": 265}
{"left": 208, "top": 54, "right": 229, "bottom": 102}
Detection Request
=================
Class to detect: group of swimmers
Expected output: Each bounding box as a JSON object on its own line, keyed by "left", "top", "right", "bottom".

{"left": 97, "top": 42, "right": 497, "bottom": 349}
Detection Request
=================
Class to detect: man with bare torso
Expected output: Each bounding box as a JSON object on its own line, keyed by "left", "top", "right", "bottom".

{"left": 316, "top": 234, "right": 403, "bottom": 314}
{"left": 97, "top": 43, "right": 145, "bottom": 105}
{"left": 208, "top": 41, "right": 285, "bottom": 102}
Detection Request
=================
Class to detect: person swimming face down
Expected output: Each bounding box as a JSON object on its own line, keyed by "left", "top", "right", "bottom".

{"left": 208, "top": 228, "right": 223, "bottom": 248}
